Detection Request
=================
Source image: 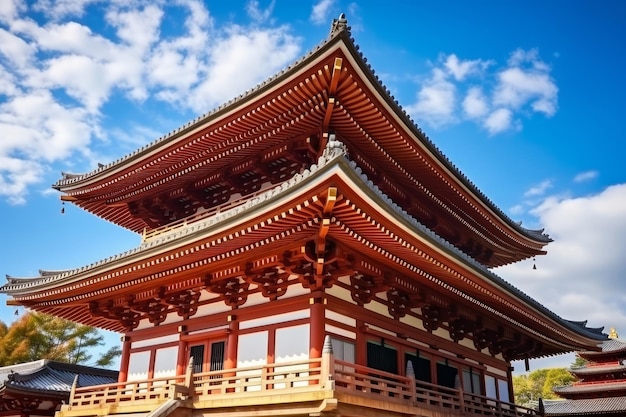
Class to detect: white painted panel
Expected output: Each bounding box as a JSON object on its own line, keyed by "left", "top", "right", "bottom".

{"left": 154, "top": 346, "right": 178, "bottom": 377}
{"left": 131, "top": 333, "right": 179, "bottom": 349}
{"left": 275, "top": 324, "right": 309, "bottom": 363}
{"left": 325, "top": 324, "right": 356, "bottom": 339}
{"left": 240, "top": 309, "right": 309, "bottom": 330}
{"left": 325, "top": 310, "right": 356, "bottom": 327}
{"left": 128, "top": 351, "right": 150, "bottom": 381}
{"left": 195, "top": 301, "right": 231, "bottom": 317}
{"left": 237, "top": 331, "right": 268, "bottom": 367}
{"left": 237, "top": 331, "right": 268, "bottom": 392}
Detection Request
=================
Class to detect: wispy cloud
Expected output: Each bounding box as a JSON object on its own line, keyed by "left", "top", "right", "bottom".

{"left": 574, "top": 170, "right": 599, "bottom": 183}
{"left": 407, "top": 49, "right": 558, "bottom": 135}
{"left": 310, "top": 0, "right": 335, "bottom": 25}
{"left": 524, "top": 179, "right": 553, "bottom": 197}
{"left": 246, "top": 0, "right": 276, "bottom": 24}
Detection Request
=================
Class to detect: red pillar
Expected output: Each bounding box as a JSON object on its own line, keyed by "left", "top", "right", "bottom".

{"left": 176, "top": 339, "right": 187, "bottom": 376}
{"left": 225, "top": 315, "right": 239, "bottom": 369}
{"left": 118, "top": 335, "right": 131, "bottom": 383}
{"left": 309, "top": 292, "right": 325, "bottom": 359}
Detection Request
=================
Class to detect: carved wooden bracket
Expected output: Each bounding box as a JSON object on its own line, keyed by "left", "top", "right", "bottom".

{"left": 207, "top": 276, "right": 249, "bottom": 307}
{"left": 162, "top": 288, "right": 202, "bottom": 319}
{"left": 245, "top": 263, "right": 290, "bottom": 301}
{"left": 89, "top": 299, "right": 141, "bottom": 331}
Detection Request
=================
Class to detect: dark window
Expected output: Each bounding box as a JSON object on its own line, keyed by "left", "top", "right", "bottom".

{"left": 405, "top": 353, "right": 432, "bottom": 383}
{"left": 190, "top": 345, "right": 205, "bottom": 373}
{"left": 436, "top": 362, "right": 459, "bottom": 389}
{"left": 367, "top": 341, "right": 397, "bottom": 374}
{"left": 210, "top": 341, "right": 225, "bottom": 371}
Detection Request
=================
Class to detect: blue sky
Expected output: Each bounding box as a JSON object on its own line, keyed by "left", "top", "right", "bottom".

{"left": 1, "top": 0, "right": 625, "bottom": 373}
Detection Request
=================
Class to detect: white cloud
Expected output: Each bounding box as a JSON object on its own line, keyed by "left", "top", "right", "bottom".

{"left": 0, "top": 2, "right": 302, "bottom": 204}
{"left": 0, "top": 28, "right": 36, "bottom": 68}
{"left": 574, "top": 170, "right": 598, "bottom": 183}
{"left": 310, "top": 0, "right": 335, "bottom": 25}
{"left": 498, "top": 183, "right": 626, "bottom": 336}
{"left": 406, "top": 68, "right": 457, "bottom": 126}
{"left": 493, "top": 49, "right": 558, "bottom": 116}
{"left": 484, "top": 108, "right": 513, "bottom": 134}
{"left": 32, "top": 0, "right": 99, "bottom": 20}
{"left": 186, "top": 26, "right": 300, "bottom": 112}
{"left": 462, "top": 86, "right": 489, "bottom": 119}
{"left": 524, "top": 179, "right": 553, "bottom": 197}
{"left": 0, "top": 0, "right": 24, "bottom": 23}
{"left": 407, "top": 49, "right": 558, "bottom": 134}
{"left": 246, "top": 0, "right": 275, "bottom": 23}
{"left": 444, "top": 54, "right": 491, "bottom": 81}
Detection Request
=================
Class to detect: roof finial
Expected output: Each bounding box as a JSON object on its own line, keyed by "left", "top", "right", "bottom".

{"left": 329, "top": 13, "right": 349, "bottom": 37}
{"left": 609, "top": 327, "right": 619, "bottom": 339}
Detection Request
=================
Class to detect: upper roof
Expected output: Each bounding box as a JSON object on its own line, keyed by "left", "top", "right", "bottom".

{"left": 52, "top": 14, "right": 549, "bottom": 268}
{"left": 0, "top": 359, "right": 118, "bottom": 397}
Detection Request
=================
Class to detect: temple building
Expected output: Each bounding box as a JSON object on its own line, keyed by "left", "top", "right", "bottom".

{"left": 543, "top": 327, "right": 626, "bottom": 416}
{"left": 0, "top": 360, "right": 117, "bottom": 417}
{"left": 1, "top": 14, "right": 606, "bottom": 417}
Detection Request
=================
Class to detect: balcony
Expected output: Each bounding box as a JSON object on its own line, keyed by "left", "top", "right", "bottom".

{"left": 58, "top": 353, "right": 541, "bottom": 417}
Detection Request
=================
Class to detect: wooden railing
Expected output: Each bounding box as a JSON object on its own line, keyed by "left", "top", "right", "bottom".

{"left": 191, "top": 358, "right": 324, "bottom": 399}
{"left": 66, "top": 374, "right": 188, "bottom": 414}
{"left": 61, "top": 354, "right": 541, "bottom": 417}
{"left": 332, "top": 360, "right": 540, "bottom": 417}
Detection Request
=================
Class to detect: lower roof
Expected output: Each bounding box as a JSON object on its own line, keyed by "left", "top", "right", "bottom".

{"left": 544, "top": 397, "right": 626, "bottom": 416}
{"left": 0, "top": 360, "right": 118, "bottom": 396}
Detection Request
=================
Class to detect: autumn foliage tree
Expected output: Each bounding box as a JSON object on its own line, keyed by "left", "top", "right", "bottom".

{"left": 0, "top": 312, "right": 121, "bottom": 367}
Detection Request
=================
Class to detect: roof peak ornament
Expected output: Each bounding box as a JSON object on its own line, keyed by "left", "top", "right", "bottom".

{"left": 320, "top": 133, "right": 348, "bottom": 161}
{"left": 329, "top": 13, "right": 349, "bottom": 37}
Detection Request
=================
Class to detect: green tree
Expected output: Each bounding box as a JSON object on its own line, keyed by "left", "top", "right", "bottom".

{"left": 542, "top": 368, "right": 575, "bottom": 399}
{"left": 571, "top": 354, "right": 588, "bottom": 368}
{"left": 0, "top": 312, "right": 121, "bottom": 367}
{"left": 513, "top": 367, "right": 575, "bottom": 406}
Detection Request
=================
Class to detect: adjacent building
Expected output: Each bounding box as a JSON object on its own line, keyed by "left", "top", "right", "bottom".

{"left": 0, "top": 14, "right": 606, "bottom": 417}
{"left": 0, "top": 360, "right": 117, "bottom": 417}
{"left": 544, "top": 328, "right": 626, "bottom": 416}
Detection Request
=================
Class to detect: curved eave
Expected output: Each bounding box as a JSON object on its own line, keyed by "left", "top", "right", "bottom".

{"left": 52, "top": 25, "right": 549, "bottom": 261}
{"left": 570, "top": 364, "right": 626, "bottom": 376}
{"left": 328, "top": 30, "right": 551, "bottom": 250}
{"left": 7, "top": 152, "right": 604, "bottom": 350}
{"left": 554, "top": 381, "right": 626, "bottom": 396}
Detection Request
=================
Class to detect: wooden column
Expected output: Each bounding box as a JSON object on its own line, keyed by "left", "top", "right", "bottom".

{"left": 176, "top": 339, "right": 187, "bottom": 376}
{"left": 225, "top": 314, "right": 239, "bottom": 369}
{"left": 507, "top": 365, "right": 515, "bottom": 403}
{"left": 309, "top": 291, "right": 325, "bottom": 359}
{"left": 118, "top": 335, "right": 131, "bottom": 383}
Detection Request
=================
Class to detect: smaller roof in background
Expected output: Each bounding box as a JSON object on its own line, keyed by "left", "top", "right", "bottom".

{"left": 0, "top": 359, "right": 118, "bottom": 396}
{"left": 544, "top": 397, "right": 626, "bottom": 416}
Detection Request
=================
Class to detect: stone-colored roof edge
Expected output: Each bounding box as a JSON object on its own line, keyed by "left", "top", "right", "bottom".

{"left": 543, "top": 396, "right": 626, "bottom": 416}
{"left": 576, "top": 338, "right": 626, "bottom": 357}
{"left": 1, "top": 360, "right": 118, "bottom": 396}
{"left": 570, "top": 363, "right": 626, "bottom": 374}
